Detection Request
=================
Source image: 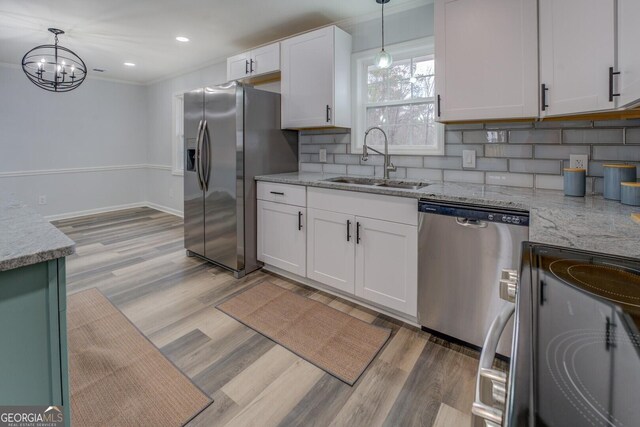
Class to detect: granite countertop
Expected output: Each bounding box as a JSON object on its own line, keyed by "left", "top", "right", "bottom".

{"left": 0, "top": 196, "right": 75, "bottom": 272}
{"left": 255, "top": 172, "right": 640, "bottom": 259}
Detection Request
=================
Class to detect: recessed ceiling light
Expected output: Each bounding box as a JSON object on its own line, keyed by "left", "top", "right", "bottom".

{"left": 123, "top": 62, "right": 136, "bottom": 67}
{"left": 176, "top": 36, "right": 190, "bottom": 42}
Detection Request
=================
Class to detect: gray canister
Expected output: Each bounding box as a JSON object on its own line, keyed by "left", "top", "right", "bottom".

{"left": 604, "top": 164, "right": 637, "bottom": 200}
{"left": 564, "top": 168, "right": 586, "bottom": 197}
{"left": 621, "top": 182, "right": 640, "bottom": 206}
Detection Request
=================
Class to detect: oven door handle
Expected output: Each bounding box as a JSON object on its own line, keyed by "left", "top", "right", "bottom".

{"left": 471, "top": 303, "right": 515, "bottom": 427}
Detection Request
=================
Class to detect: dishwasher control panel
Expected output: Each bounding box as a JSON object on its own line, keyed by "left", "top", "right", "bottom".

{"left": 418, "top": 201, "right": 530, "bottom": 227}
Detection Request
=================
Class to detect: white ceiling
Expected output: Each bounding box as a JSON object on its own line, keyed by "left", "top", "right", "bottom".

{"left": 0, "top": 0, "right": 429, "bottom": 84}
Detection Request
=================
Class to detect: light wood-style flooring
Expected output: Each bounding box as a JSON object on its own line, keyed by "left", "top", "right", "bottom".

{"left": 54, "top": 207, "right": 485, "bottom": 427}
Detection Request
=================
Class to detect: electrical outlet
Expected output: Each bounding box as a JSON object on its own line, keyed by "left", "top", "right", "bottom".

{"left": 319, "top": 148, "right": 327, "bottom": 163}
{"left": 569, "top": 154, "right": 589, "bottom": 174}
{"left": 169, "top": 187, "right": 175, "bottom": 198}
{"left": 462, "top": 149, "right": 476, "bottom": 168}
{"left": 38, "top": 195, "right": 47, "bottom": 205}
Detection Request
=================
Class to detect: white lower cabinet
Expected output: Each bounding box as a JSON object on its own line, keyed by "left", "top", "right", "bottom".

{"left": 354, "top": 217, "right": 418, "bottom": 317}
{"left": 258, "top": 185, "right": 418, "bottom": 318}
{"left": 306, "top": 208, "right": 355, "bottom": 294}
{"left": 257, "top": 200, "right": 306, "bottom": 277}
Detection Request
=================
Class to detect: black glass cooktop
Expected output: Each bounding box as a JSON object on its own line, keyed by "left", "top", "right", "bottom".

{"left": 507, "top": 244, "right": 640, "bottom": 427}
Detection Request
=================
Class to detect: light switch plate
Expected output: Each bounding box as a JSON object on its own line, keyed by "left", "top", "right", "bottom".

{"left": 319, "top": 148, "right": 327, "bottom": 163}
{"left": 462, "top": 149, "right": 476, "bottom": 168}
{"left": 569, "top": 154, "right": 589, "bottom": 174}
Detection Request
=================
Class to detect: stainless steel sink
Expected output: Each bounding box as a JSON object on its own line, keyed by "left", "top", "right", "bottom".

{"left": 324, "top": 177, "right": 429, "bottom": 190}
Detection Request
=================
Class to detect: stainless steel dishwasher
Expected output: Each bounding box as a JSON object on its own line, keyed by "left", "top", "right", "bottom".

{"left": 417, "top": 200, "right": 529, "bottom": 357}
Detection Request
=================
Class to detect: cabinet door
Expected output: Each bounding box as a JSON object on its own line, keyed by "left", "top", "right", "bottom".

{"left": 618, "top": 0, "right": 640, "bottom": 107}
{"left": 0, "top": 261, "right": 63, "bottom": 405}
{"left": 539, "top": 0, "right": 615, "bottom": 116}
{"left": 306, "top": 208, "right": 355, "bottom": 293}
{"left": 435, "top": 0, "right": 538, "bottom": 121}
{"left": 355, "top": 217, "right": 417, "bottom": 316}
{"left": 281, "top": 27, "right": 334, "bottom": 128}
{"left": 251, "top": 43, "right": 280, "bottom": 77}
{"left": 257, "top": 201, "right": 306, "bottom": 276}
{"left": 227, "top": 51, "right": 251, "bottom": 81}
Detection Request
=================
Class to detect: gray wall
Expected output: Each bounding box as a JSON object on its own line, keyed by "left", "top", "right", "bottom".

{"left": 348, "top": 4, "right": 435, "bottom": 53}
{"left": 298, "top": 120, "right": 640, "bottom": 192}
{"left": 0, "top": 64, "right": 148, "bottom": 217}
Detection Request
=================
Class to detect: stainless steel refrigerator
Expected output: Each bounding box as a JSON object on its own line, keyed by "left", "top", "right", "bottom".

{"left": 184, "top": 82, "right": 298, "bottom": 277}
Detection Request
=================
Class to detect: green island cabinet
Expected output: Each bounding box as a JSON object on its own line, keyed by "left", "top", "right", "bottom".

{"left": 0, "top": 257, "right": 70, "bottom": 425}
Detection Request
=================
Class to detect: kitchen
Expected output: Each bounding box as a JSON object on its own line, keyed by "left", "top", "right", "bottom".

{"left": 1, "top": 0, "right": 639, "bottom": 426}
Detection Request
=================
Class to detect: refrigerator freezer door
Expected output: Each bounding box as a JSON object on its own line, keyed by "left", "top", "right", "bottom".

{"left": 203, "top": 84, "right": 243, "bottom": 270}
{"left": 184, "top": 89, "right": 205, "bottom": 256}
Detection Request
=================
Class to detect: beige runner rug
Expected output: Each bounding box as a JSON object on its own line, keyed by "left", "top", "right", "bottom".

{"left": 67, "top": 288, "right": 211, "bottom": 426}
{"left": 217, "top": 281, "right": 391, "bottom": 385}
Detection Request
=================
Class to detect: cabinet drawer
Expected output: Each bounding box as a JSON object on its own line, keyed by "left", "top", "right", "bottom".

{"left": 257, "top": 182, "right": 306, "bottom": 206}
{"left": 308, "top": 187, "right": 418, "bottom": 226}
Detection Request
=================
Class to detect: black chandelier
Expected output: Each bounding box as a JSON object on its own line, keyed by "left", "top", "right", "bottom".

{"left": 22, "top": 28, "right": 87, "bottom": 92}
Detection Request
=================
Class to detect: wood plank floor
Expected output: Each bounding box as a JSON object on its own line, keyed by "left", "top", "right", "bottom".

{"left": 54, "top": 207, "right": 487, "bottom": 427}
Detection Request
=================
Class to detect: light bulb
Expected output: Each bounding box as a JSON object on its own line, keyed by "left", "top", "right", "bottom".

{"left": 375, "top": 49, "right": 393, "bottom": 69}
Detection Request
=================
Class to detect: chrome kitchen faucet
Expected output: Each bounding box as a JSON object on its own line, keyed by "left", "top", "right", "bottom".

{"left": 362, "top": 126, "right": 396, "bottom": 180}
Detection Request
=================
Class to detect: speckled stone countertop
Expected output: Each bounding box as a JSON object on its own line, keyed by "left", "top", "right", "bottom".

{"left": 0, "top": 196, "right": 75, "bottom": 272}
{"left": 255, "top": 172, "right": 640, "bottom": 259}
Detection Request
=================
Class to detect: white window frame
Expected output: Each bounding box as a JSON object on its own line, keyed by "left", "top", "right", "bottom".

{"left": 172, "top": 93, "right": 184, "bottom": 176}
{"left": 351, "top": 37, "right": 444, "bottom": 156}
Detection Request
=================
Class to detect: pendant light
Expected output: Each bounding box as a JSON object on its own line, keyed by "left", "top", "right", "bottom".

{"left": 374, "top": 0, "right": 392, "bottom": 69}
{"left": 22, "top": 28, "right": 87, "bottom": 92}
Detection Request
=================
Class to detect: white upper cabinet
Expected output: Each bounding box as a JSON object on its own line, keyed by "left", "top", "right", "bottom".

{"left": 250, "top": 43, "right": 280, "bottom": 77}
{"left": 434, "top": 0, "right": 538, "bottom": 122}
{"left": 227, "top": 51, "right": 252, "bottom": 82}
{"left": 281, "top": 26, "right": 352, "bottom": 129}
{"left": 617, "top": 0, "right": 640, "bottom": 108}
{"left": 226, "top": 42, "right": 280, "bottom": 82}
{"left": 539, "top": 0, "right": 616, "bottom": 117}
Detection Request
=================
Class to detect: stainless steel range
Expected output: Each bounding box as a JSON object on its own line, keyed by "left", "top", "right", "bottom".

{"left": 473, "top": 243, "right": 640, "bottom": 426}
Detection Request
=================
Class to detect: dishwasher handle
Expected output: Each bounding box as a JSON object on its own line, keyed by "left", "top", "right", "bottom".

{"left": 456, "top": 218, "right": 488, "bottom": 229}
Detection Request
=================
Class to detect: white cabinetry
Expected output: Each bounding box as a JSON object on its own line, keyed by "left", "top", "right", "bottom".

{"left": 281, "top": 26, "right": 351, "bottom": 129}
{"left": 539, "top": 0, "right": 616, "bottom": 116}
{"left": 617, "top": 0, "right": 640, "bottom": 108}
{"left": 355, "top": 217, "right": 418, "bottom": 316}
{"left": 306, "top": 208, "right": 355, "bottom": 293}
{"left": 306, "top": 188, "right": 418, "bottom": 317}
{"left": 227, "top": 42, "right": 280, "bottom": 82}
{"left": 434, "top": 0, "right": 538, "bottom": 122}
{"left": 257, "top": 183, "right": 306, "bottom": 276}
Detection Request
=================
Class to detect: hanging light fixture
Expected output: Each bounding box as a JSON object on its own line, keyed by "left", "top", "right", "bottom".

{"left": 374, "top": 0, "right": 392, "bottom": 69}
{"left": 22, "top": 28, "right": 87, "bottom": 92}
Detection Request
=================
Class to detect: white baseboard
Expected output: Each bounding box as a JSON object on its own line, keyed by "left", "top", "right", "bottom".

{"left": 145, "top": 202, "right": 184, "bottom": 218}
{"left": 45, "top": 201, "right": 183, "bottom": 221}
{"left": 263, "top": 264, "right": 420, "bottom": 328}
{"left": 45, "top": 202, "right": 147, "bottom": 221}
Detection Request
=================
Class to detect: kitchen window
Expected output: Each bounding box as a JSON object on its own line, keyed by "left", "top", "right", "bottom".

{"left": 172, "top": 94, "right": 184, "bottom": 175}
{"left": 352, "top": 37, "right": 444, "bottom": 155}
